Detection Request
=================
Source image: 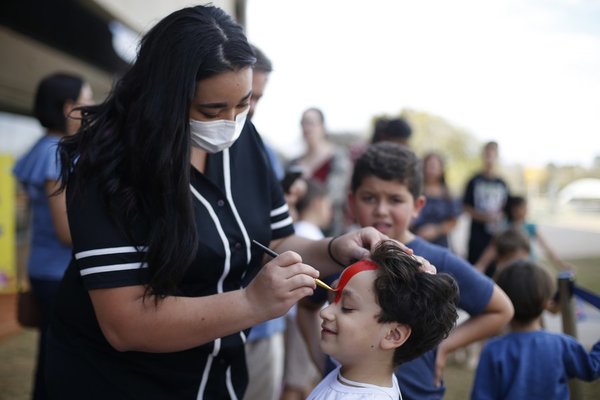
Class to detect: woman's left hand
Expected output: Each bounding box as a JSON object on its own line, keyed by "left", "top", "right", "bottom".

{"left": 329, "top": 227, "right": 413, "bottom": 265}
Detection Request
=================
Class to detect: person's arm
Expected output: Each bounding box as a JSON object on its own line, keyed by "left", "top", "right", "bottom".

{"left": 45, "top": 180, "right": 71, "bottom": 245}
{"left": 565, "top": 339, "right": 600, "bottom": 381}
{"left": 90, "top": 250, "right": 318, "bottom": 352}
{"left": 415, "top": 218, "right": 457, "bottom": 242}
{"left": 474, "top": 243, "right": 497, "bottom": 273}
{"left": 535, "top": 231, "right": 575, "bottom": 271}
{"left": 463, "top": 204, "right": 502, "bottom": 225}
{"left": 270, "top": 226, "right": 410, "bottom": 277}
{"left": 434, "top": 285, "right": 513, "bottom": 385}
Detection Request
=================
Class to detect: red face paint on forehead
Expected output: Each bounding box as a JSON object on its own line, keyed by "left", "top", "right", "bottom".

{"left": 334, "top": 259, "right": 379, "bottom": 303}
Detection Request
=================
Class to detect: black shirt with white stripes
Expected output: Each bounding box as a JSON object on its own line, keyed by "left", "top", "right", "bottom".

{"left": 46, "top": 122, "right": 294, "bottom": 399}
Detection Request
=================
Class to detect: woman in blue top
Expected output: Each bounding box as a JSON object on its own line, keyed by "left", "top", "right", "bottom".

{"left": 13, "top": 72, "right": 93, "bottom": 399}
{"left": 411, "top": 152, "right": 461, "bottom": 249}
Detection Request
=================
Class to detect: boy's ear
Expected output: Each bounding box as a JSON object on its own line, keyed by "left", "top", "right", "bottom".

{"left": 347, "top": 191, "right": 356, "bottom": 220}
{"left": 381, "top": 323, "right": 411, "bottom": 350}
{"left": 413, "top": 195, "right": 427, "bottom": 218}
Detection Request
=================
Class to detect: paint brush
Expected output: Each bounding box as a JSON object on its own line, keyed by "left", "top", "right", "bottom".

{"left": 251, "top": 239, "right": 336, "bottom": 292}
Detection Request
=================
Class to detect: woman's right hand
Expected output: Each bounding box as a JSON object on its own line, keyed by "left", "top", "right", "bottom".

{"left": 244, "top": 251, "right": 319, "bottom": 321}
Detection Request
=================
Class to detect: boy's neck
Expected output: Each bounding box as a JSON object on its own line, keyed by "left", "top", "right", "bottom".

{"left": 340, "top": 358, "right": 395, "bottom": 387}
{"left": 396, "top": 230, "right": 415, "bottom": 244}
{"left": 510, "top": 317, "right": 542, "bottom": 332}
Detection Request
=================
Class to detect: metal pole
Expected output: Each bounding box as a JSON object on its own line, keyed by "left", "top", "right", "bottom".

{"left": 558, "top": 271, "right": 582, "bottom": 400}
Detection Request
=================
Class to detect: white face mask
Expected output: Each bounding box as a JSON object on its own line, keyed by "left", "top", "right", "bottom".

{"left": 190, "top": 108, "right": 248, "bottom": 153}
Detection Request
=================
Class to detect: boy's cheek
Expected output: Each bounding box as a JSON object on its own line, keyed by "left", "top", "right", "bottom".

{"left": 354, "top": 208, "right": 374, "bottom": 227}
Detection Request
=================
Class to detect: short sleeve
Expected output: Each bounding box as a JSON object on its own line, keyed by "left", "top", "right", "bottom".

{"left": 67, "top": 179, "right": 150, "bottom": 290}
{"left": 44, "top": 141, "right": 62, "bottom": 181}
{"left": 446, "top": 251, "right": 494, "bottom": 315}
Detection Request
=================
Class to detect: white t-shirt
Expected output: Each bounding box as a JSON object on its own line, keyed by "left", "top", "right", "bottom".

{"left": 294, "top": 220, "right": 325, "bottom": 240}
{"left": 307, "top": 366, "right": 402, "bottom": 400}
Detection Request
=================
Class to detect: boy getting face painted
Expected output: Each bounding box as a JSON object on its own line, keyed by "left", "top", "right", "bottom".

{"left": 307, "top": 240, "right": 458, "bottom": 400}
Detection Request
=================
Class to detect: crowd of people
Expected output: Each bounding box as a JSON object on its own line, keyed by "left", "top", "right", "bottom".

{"left": 13, "top": 4, "right": 599, "bottom": 400}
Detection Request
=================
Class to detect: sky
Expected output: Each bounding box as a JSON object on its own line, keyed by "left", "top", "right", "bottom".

{"left": 245, "top": 0, "right": 600, "bottom": 167}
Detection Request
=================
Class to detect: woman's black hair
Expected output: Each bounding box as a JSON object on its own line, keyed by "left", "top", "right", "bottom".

{"left": 422, "top": 151, "right": 452, "bottom": 198}
{"left": 58, "top": 5, "right": 256, "bottom": 298}
{"left": 34, "top": 72, "right": 85, "bottom": 134}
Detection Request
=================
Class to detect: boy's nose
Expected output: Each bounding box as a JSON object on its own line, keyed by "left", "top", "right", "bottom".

{"left": 374, "top": 201, "right": 388, "bottom": 215}
{"left": 319, "top": 304, "right": 334, "bottom": 321}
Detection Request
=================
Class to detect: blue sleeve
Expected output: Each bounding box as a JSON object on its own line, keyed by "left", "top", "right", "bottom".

{"left": 44, "top": 141, "right": 62, "bottom": 181}
{"left": 440, "top": 250, "right": 494, "bottom": 315}
{"left": 410, "top": 238, "right": 495, "bottom": 315}
{"left": 471, "top": 343, "right": 500, "bottom": 400}
{"left": 13, "top": 136, "right": 62, "bottom": 186}
{"left": 564, "top": 338, "right": 600, "bottom": 381}
{"left": 262, "top": 142, "right": 284, "bottom": 181}
{"left": 251, "top": 124, "right": 294, "bottom": 240}
{"left": 452, "top": 197, "right": 463, "bottom": 217}
{"left": 524, "top": 222, "right": 537, "bottom": 238}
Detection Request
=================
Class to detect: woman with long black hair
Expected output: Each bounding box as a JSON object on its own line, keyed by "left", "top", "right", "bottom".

{"left": 45, "top": 5, "right": 392, "bottom": 399}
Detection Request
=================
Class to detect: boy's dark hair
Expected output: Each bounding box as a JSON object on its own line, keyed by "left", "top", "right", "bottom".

{"left": 351, "top": 142, "right": 422, "bottom": 199}
{"left": 296, "top": 178, "right": 328, "bottom": 215}
{"left": 494, "top": 227, "right": 530, "bottom": 260}
{"left": 504, "top": 195, "right": 527, "bottom": 222}
{"left": 34, "top": 72, "right": 85, "bottom": 133}
{"left": 371, "top": 240, "right": 459, "bottom": 366}
{"left": 483, "top": 141, "right": 498, "bottom": 152}
{"left": 495, "top": 261, "right": 555, "bottom": 324}
{"left": 371, "top": 117, "right": 412, "bottom": 144}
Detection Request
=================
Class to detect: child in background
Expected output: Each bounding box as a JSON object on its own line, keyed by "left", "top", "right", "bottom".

{"left": 475, "top": 195, "right": 575, "bottom": 274}
{"left": 293, "top": 179, "right": 333, "bottom": 240}
{"left": 281, "top": 179, "right": 333, "bottom": 399}
{"left": 308, "top": 240, "right": 459, "bottom": 399}
{"left": 347, "top": 142, "right": 513, "bottom": 399}
{"left": 505, "top": 195, "right": 574, "bottom": 271}
{"left": 471, "top": 261, "right": 600, "bottom": 400}
{"left": 475, "top": 227, "right": 531, "bottom": 276}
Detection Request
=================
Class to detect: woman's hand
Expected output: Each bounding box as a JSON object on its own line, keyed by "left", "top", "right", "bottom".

{"left": 328, "top": 227, "right": 413, "bottom": 265}
{"left": 412, "top": 255, "right": 437, "bottom": 275}
{"left": 244, "top": 250, "right": 319, "bottom": 321}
